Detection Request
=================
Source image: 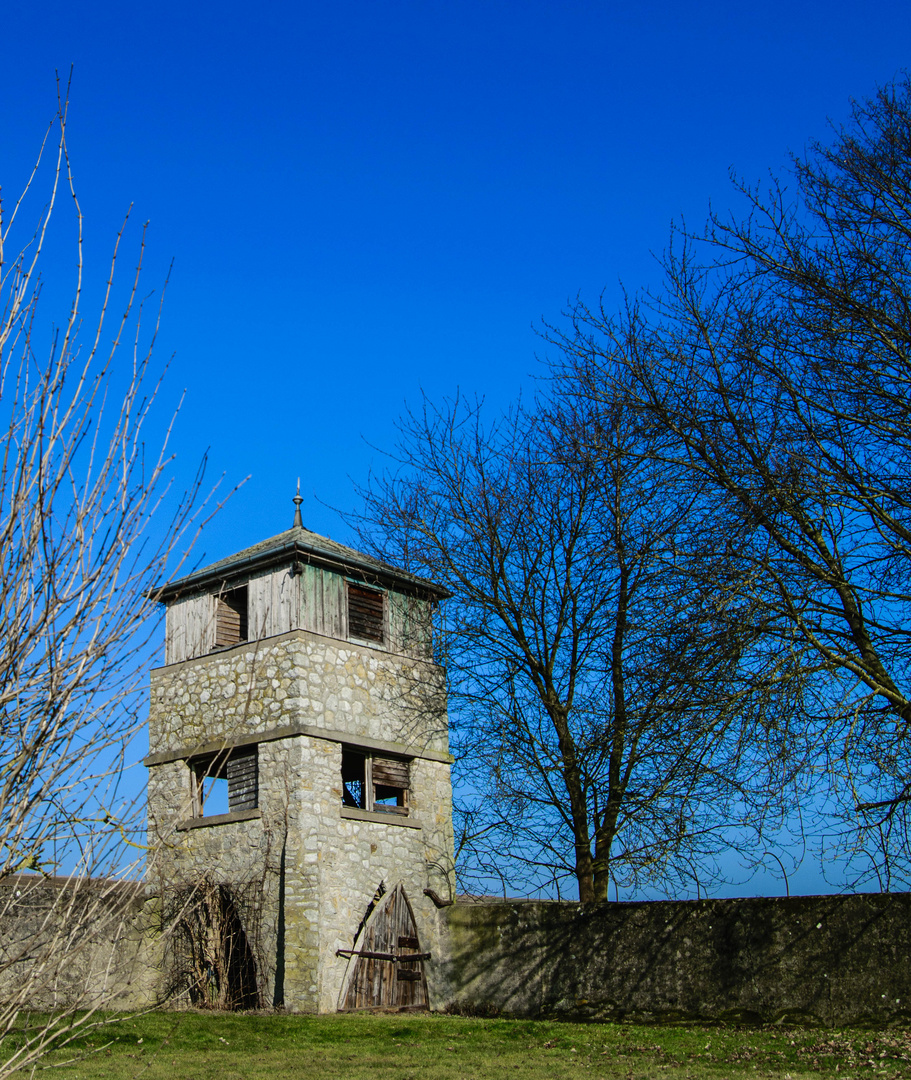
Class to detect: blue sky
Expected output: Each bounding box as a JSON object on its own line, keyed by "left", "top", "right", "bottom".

{"left": 6, "top": 0, "right": 911, "bottom": 894}
{"left": 7, "top": 0, "right": 910, "bottom": 558}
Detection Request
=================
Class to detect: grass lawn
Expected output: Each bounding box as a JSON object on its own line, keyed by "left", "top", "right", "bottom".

{"left": 3, "top": 1011, "right": 911, "bottom": 1079}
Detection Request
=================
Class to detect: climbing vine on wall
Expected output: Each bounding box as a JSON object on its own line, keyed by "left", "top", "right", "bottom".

{"left": 164, "top": 879, "right": 262, "bottom": 1010}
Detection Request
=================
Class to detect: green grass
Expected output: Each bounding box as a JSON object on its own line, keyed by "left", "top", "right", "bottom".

{"left": 3, "top": 1011, "right": 911, "bottom": 1079}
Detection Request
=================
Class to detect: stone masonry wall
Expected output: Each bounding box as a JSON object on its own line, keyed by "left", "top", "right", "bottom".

{"left": 9, "top": 876, "right": 911, "bottom": 1024}
{"left": 148, "top": 629, "right": 448, "bottom": 757}
{"left": 147, "top": 627, "right": 454, "bottom": 1012}
{"left": 315, "top": 749, "right": 455, "bottom": 1012}
{"left": 0, "top": 877, "right": 159, "bottom": 1011}
{"left": 147, "top": 737, "right": 299, "bottom": 1007}
{"left": 442, "top": 893, "right": 911, "bottom": 1026}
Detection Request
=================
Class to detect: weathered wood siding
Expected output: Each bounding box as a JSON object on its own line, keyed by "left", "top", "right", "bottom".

{"left": 299, "top": 563, "right": 345, "bottom": 639}
{"left": 165, "top": 593, "right": 213, "bottom": 664}
{"left": 388, "top": 592, "right": 434, "bottom": 659}
{"left": 164, "top": 564, "right": 435, "bottom": 664}
{"left": 248, "top": 567, "right": 299, "bottom": 639}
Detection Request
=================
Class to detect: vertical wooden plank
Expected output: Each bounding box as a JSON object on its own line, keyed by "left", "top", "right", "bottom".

{"left": 247, "top": 572, "right": 270, "bottom": 640}
{"left": 398, "top": 884, "right": 428, "bottom": 1010}
{"left": 269, "top": 569, "right": 280, "bottom": 637}
{"left": 270, "top": 565, "right": 280, "bottom": 630}
{"left": 399, "top": 887, "right": 412, "bottom": 1008}
{"left": 168, "top": 593, "right": 213, "bottom": 662}
{"left": 299, "top": 564, "right": 312, "bottom": 633}
{"left": 387, "top": 591, "right": 404, "bottom": 654}
{"left": 300, "top": 564, "right": 324, "bottom": 636}
{"left": 317, "top": 565, "right": 329, "bottom": 636}
{"left": 186, "top": 595, "right": 199, "bottom": 659}
{"left": 327, "top": 571, "right": 345, "bottom": 641}
{"left": 165, "top": 598, "right": 184, "bottom": 665}
{"left": 272, "top": 566, "right": 296, "bottom": 635}
{"left": 392, "top": 886, "right": 403, "bottom": 1007}
{"left": 195, "top": 593, "right": 215, "bottom": 657}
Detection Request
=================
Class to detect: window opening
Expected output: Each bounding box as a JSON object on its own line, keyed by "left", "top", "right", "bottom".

{"left": 215, "top": 585, "right": 248, "bottom": 648}
{"left": 347, "top": 583, "right": 384, "bottom": 643}
{"left": 341, "top": 748, "right": 409, "bottom": 815}
{"left": 371, "top": 756, "right": 409, "bottom": 814}
{"left": 341, "top": 749, "right": 367, "bottom": 809}
{"left": 193, "top": 745, "right": 258, "bottom": 817}
{"left": 197, "top": 768, "right": 229, "bottom": 816}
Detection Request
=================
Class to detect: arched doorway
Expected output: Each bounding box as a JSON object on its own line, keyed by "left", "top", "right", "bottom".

{"left": 337, "top": 882, "right": 429, "bottom": 1011}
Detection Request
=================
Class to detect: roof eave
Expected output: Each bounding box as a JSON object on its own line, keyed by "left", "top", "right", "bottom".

{"left": 148, "top": 539, "right": 452, "bottom": 603}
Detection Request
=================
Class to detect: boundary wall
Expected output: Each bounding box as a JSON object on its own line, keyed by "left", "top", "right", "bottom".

{"left": 0, "top": 876, "right": 159, "bottom": 1011}
{"left": 441, "top": 892, "right": 911, "bottom": 1026}
{"left": 6, "top": 880, "right": 911, "bottom": 1025}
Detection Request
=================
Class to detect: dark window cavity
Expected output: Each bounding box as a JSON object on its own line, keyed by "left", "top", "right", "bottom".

{"left": 341, "top": 748, "right": 368, "bottom": 808}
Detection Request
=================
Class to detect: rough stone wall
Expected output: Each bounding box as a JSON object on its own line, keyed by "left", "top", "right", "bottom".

{"left": 315, "top": 749, "right": 456, "bottom": 1011}
{"left": 8, "top": 876, "right": 911, "bottom": 1023}
{"left": 442, "top": 893, "right": 911, "bottom": 1026}
{"left": 148, "top": 629, "right": 448, "bottom": 757}
{"left": 0, "top": 877, "right": 159, "bottom": 1010}
{"left": 147, "top": 627, "right": 455, "bottom": 1012}
{"left": 147, "top": 737, "right": 298, "bottom": 1007}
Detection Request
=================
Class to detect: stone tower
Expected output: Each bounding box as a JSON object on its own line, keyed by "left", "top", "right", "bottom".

{"left": 145, "top": 507, "right": 455, "bottom": 1012}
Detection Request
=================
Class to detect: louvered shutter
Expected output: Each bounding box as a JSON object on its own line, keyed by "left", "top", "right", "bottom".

{"left": 227, "top": 747, "right": 258, "bottom": 811}
{"left": 215, "top": 586, "right": 248, "bottom": 647}
{"left": 372, "top": 756, "right": 409, "bottom": 790}
{"left": 348, "top": 584, "right": 384, "bottom": 643}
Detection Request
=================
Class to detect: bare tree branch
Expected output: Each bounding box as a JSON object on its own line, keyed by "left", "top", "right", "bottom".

{"left": 553, "top": 77, "right": 911, "bottom": 890}
{"left": 357, "top": 392, "right": 799, "bottom": 902}
{"left": 0, "top": 76, "right": 225, "bottom": 1074}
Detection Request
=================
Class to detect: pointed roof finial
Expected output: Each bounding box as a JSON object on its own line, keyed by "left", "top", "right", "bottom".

{"left": 292, "top": 478, "right": 304, "bottom": 528}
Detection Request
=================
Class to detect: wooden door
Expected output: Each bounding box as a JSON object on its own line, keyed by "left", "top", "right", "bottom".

{"left": 337, "top": 883, "right": 429, "bottom": 1011}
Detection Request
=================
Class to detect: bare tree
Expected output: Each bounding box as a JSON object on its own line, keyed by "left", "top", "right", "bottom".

{"left": 359, "top": 393, "right": 798, "bottom": 902}
{"left": 0, "top": 80, "right": 216, "bottom": 1073}
{"left": 554, "top": 79, "right": 911, "bottom": 889}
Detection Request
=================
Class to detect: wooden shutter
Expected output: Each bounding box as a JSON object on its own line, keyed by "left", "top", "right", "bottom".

{"left": 215, "top": 587, "right": 248, "bottom": 647}
{"left": 348, "top": 584, "right": 384, "bottom": 643}
{"left": 372, "top": 756, "right": 409, "bottom": 790}
{"left": 227, "top": 747, "right": 258, "bottom": 811}
{"left": 371, "top": 755, "right": 409, "bottom": 815}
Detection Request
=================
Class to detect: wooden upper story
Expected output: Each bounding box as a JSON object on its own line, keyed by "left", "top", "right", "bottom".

{"left": 154, "top": 525, "right": 449, "bottom": 666}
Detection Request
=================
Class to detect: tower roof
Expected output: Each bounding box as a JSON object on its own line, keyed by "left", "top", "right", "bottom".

{"left": 152, "top": 525, "right": 451, "bottom": 603}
